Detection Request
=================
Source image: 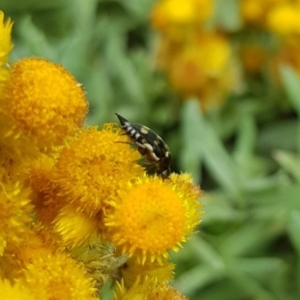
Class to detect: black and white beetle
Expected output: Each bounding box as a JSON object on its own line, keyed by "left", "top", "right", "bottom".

{"left": 115, "top": 113, "right": 171, "bottom": 179}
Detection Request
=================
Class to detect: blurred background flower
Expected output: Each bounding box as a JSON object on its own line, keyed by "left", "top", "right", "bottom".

{"left": 2, "top": 0, "right": 300, "bottom": 299}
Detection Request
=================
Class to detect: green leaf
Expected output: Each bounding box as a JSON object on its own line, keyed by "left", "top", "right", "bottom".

{"left": 181, "top": 100, "right": 245, "bottom": 202}
{"left": 280, "top": 64, "right": 300, "bottom": 114}
{"left": 273, "top": 150, "right": 300, "bottom": 182}
{"left": 175, "top": 264, "right": 222, "bottom": 296}
{"left": 214, "top": 0, "right": 242, "bottom": 31}
{"left": 287, "top": 210, "right": 300, "bottom": 253}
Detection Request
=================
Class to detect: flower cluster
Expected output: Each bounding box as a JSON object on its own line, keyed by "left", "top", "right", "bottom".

{"left": 0, "top": 11, "right": 203, "bottom": 300}
{"left": 151, "top": 0, "right": 237, "bottom": 111}
{"left": 240, "top": 0, "right": 300, "bottom": 78}
{"left": 151, "top": 0, "right": 300, "bottom": 111}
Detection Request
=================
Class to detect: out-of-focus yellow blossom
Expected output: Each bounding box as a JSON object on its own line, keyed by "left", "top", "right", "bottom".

{"left": 0, "top": 181, "right": 33, "bottom": 255}
{"left": 53, "top": 204, "right": 98, "bottom": 247}
{"left": 165, "top": 32, "right": 236, "bottom": 111}
{"left": 16, "top": 252, "right": 98, "bottom": 300}
{"left": 0, "top": 11, "right": 13, "bottom": 86}
{"left": 50, "top": 125, "right": 144, "bottom": 216}
{"left": 105, "top": 174, "right": 202, "bottom": 264}
{"left": 151, "top": 1, "right": 238, "bottom": 111}
{"left": 0, "top": 57, "right": 88, "bottom": 155}
{"left": 121, "top": 258, "right": 174, "bottom": 287}
{"left": 152, "top": 0, "right": 213, "bottom": 33}
{"left": 114, "top": 277, "right": 188, "bottom": 300}
{"left": 241, "top": 0, "right": 288, "bottom": 26}
{"left": 267, "top": 3, "right": 300, "bottom": 35}
{"left": 0, "top": 279, "right": 35, "bottom": 300}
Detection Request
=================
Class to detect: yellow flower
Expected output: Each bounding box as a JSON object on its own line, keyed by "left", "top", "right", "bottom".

{"left": 121, "top": 258, "right": 174, "bottom": 287}
{"left": 241, "top": 0, "right": 288, "bottom": 26}
{"left": 114, "top": 277, "right": 188, "bottom": 300}
{"left": 167, "top": 32, "right": 235, "bottom": 111}
{"left": 267, "top": 3, "right": 300, "bottom": 35}
{"left": 0, "top": 57, "right": 88, "bottom": 154}
{"left": 53, "top": 204, "right": 98, "bottom": 247}
{"left": 16, "top": 252, "right": 98, "bottom": 300}
{"left": 0, "top": 226, "right": 58, "bottom": 281}
{"left": 50, "top": 125, "right": 144, "bottom": 216}
{"left": 0, "top": 181, "right": 33, "bottom": 255}
{"left": 105, "top": 173, "right": 203, "bottom": 264}
{"left": 152, "top": 0, "right": 213, "bottom": 32}
{"left": 0, "top": 279, "right": 35, "bottom": 300}
{"left": 0, "top": 11, "right": 13, "bottom": 85}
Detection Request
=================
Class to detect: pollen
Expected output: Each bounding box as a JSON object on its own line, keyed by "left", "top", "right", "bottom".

{"left": 105, "top": 174, "right": 203, "bottom": 264}
{"left": 0, "top": 57, "right": 88, "bottom": 152}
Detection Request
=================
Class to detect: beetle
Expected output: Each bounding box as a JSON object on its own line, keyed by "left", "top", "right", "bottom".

{"left": 115, "top": 113, "right": 171, "bottom": 179}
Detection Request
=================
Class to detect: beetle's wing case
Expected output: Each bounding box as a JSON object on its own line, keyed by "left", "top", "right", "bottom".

{"left": 132, "top": 123, "right": 170, "bottom": 159}
{"left": 115, "top": 113, "right": 172, "bottom": 178}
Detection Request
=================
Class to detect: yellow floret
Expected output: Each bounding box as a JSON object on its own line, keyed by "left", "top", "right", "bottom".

{"left": 50, "top": 125, "right": 144, "bottom": 216}
{"left": 0, "top": 11, "right": 13, "bottom": 87}
{"left": 114, "top": 277, "right": 188, "bottom": 300}
{"left": 0, "top": 279, "right": 35, "bottom": 300}
{"left": 16, "top": 252, "right": 98, "bottom": 300}
{"left": 105, "top": 174, "right": 203, "bottom": 264}
{"left": 0, "top": 57, "right": 88, "bottom": 154}
{"left": 0, "top": 181, "right": 33, "bottom": 255}
{"left": 121, "top": 257, "right": 175, "bottom": 287}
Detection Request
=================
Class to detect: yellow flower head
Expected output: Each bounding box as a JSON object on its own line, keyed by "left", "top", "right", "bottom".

{"left": 0, "top": 57, "right": 88, "bottom": 154}
{"left": 0, "top": 11, "right": 13, "bottom": 66}
{"left": 105, "top": 173, "right": 203, "bottom": 264}
{"left": 51, "top": 125, "right": 144, "bottom": 216}
{"left": 0, "top": 224, "right": 58, "bottom": 281}
{"left": 16, "top": 227, "right": 60, "bottom": 262}
{"left": 152, "top": 0, "right": 213, "bottom": 32}
{"left": 0, "top": 11, "right": 13, "bottom": 87}
{"left": 167, "top": 32, "right": 235, "bottom": 111}
{"left": 0, "top": 181, "right": 33, "bottom": 255}
{"left": 267, "top": 3, "right": 300, "bottom": 35}
{"left": 53, "top": 204, "right": 98, "bottom": 247}
{"left": 0, "top": 279, "right": 35, "bottom": 300}
{"left": 121, "top": 258, "right": 174, "bottom": 287}
{"left": 114, "top": 277, "right": 188, "bottom": 300}
{"left": 241, "top": 0, "right": 288, "bottom": 26}
{"left": 16, "top": 252, "right": 98, "bottom": 300}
